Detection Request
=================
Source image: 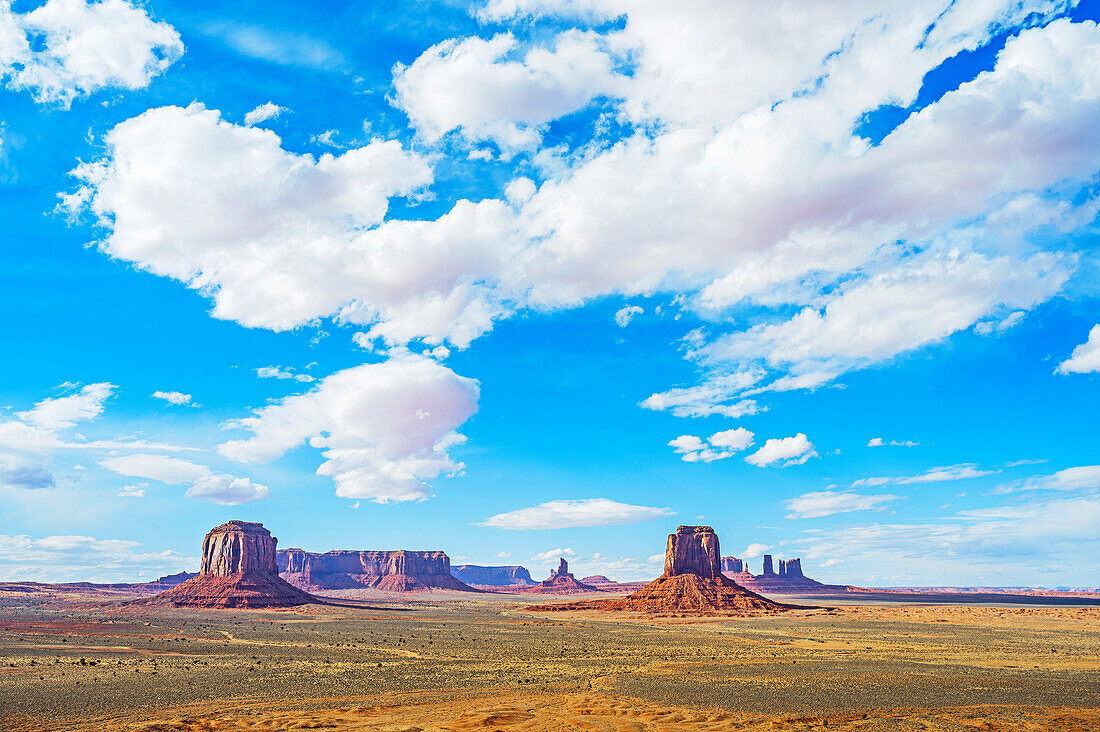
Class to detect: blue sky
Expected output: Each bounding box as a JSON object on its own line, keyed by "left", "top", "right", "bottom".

{"left": 0, "top": 0, "right": 1098, "bottom": 587}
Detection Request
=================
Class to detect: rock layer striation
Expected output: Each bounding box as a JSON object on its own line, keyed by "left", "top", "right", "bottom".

{"left": 278, "top": 549, "right": 477, "bottom": 592}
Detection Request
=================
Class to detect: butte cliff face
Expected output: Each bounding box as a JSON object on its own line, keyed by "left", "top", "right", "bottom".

{"left": 278, "top": 548, "right": 477, "bottom": 592}
{"left": 727, "top": 555, "right": 831, "bottom": 592}
{"left": 529, "top": 526, "right": 796, "bottom": 616}
{"left": 451, "top": 564, "right": 534, "bottom": 587}
{"left": 144, "top": 521, "right": 314, "bottom": 609}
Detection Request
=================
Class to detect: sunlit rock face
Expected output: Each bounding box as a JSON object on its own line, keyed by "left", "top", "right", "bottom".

{"left": 201, "top": 521, "right": 279, "bottom": 576}
{"left": 664, "top": 525, "right": 722, "bottom": 579}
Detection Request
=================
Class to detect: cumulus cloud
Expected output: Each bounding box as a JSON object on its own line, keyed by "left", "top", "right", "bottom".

{"left": 0, "top": 532, "right": 195, "bottom": 583}
{"left": 740, "top": 542, "right": 770, "bottom": 559}
{"left": 614, "top": 304, "right": 642, "bottom": 327}
{"left": 243, "top": 101, "right": 284, "bottom": 126}
{"left": 220, "top": 352, "right": 479, "bottom": 502}
{"left": 152, "top": 390, "right": 191, "bottom": 405}
{"left": 852, "top": 463, "right": 996, "bottom": 487}
{"left": 99, "top": 454, "right": 268, "bottom": 505}
{"left": 531, "top": 547, "right": 576, "bottom": 561}
{"left": 669, "top": 427, "right": 753, "bottom": 463}
{"left": 1, "top": 0, "right": 182, "bottom": 107}
{"left": 117, "top": 484, "right": 145, "bottom": 498}
{"left": 478, "top": 497, "right": 674, "bottom": 529}
{"left": 61, "top": 9, "right": 1100, "bottom": 414}
{"left": 745, "top": 433, "right": 816, "bottom": 468}
{"left": 785, "top": 490, "right": 900, "bottom": 519}
{"left": 1057, "top": 325, "right": 1100, "bottom": 374}
{"left": 392, "top": 30, "right": 624, "bottom": 151}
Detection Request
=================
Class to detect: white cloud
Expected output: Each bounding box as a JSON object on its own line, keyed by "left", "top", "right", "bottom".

{"left": 256, "top": 365, "right": 314, "bottom": 383}
{"left": 784, "top": 490, "right": 900, "bottom": 519}
{"left": 478, "top": 497, "right": 674, "bottom": 529}
{"left": 392, "top": 31, "right": 624, "bottom": 151}
{"left": 868, "top": 437, "right": 918, "bottom": 447}
{"left": 791, "top": 492, "right": 1100, "bottom": 585}
{"left": 0, "top": 532, "right": 195, "bottom": 583}
{"left": 99, "top": 454, "right": 268, "bottom": 505}
{"left": 244, "top": 101, "right": 284, "bottom": 126}
{"left": 997, "top": 465, "right": 1100, "bottom": 494}
{"left": 669, "top": 427, "right": 753, "bottom": 463}
{"left": 152, "top": 390, "right": 191, "bottom": 405}
{"left": 61, "top": 9, "right": 1100, "bottom": 413}
{"left": 852, "top": 463, "right": 996, "bottom": 487}
{"left": 640, "top": 372, "right": 763, "bottom": 418}
{"left": 100, "top": 454, "right": 210, "bottom": 484}
{"left": 220, "top": 352, "right": 479, "bottom": 502}
{"left": 495, "top": 551, "right": 511, "bottom": 558}
{"left": 117, "top": 484, "right": 145, "bottom": 498}
{"left": 1057, "top": 325, "right": 1100, "bottom": 374}
{"left": 1, "top": 0, "right": 182, "bottom": 107}
{"left": 16, "top": 382, "right": 113, "bottom": 430}
{"left": 740, "top": 542, "right": 770, "bottom": 559}
{"left": 531, "top": 547, "right": 576, "bottom": 561}
{"left": 745, "top": 433, "right": 816, "bottom": 468}
{"left": 614, "top": 304, "right": 642, "bottom": 327}
{"left": 201, "top": 20, "right": 345, "bottom": 71}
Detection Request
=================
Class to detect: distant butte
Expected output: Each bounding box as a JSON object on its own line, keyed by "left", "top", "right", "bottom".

{"left": 140, "top": 521, "right": 315, "bottom": 609}
{"left": 528, "top": 526, "right": 800, "bottom": 616}
{"left": 278, "top": 548, "right": 479, "bottom": 592}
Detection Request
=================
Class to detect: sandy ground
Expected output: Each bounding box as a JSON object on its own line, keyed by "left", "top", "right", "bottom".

{"left": 1, "top": 587, "right": 1099, "bottom": 730}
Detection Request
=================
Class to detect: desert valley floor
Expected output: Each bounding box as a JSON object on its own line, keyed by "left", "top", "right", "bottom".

{"left": 2, "top": 588, "right": 1100, "bottom": 731}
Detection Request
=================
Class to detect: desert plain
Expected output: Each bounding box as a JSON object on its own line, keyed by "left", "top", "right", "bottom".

{"left": 2, "top": 586, "right": 1100, "bottom": 731}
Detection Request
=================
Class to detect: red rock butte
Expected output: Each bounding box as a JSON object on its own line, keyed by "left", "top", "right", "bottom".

{"left": 528, "top": 526, "right": 799, "bottom": 616}
{"left": 278, "top": 548, "right": 478, "bottom": 592}
{"left": 141, "top": 521, "right": 314, "bottom": 609}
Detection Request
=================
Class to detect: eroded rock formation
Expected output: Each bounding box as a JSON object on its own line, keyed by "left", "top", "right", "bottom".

{"left": 720, "top": 556, "right": 743, "bottom": 574}
{"left": 451, "top": 564, "right": 534, "bottom": 587}
{"left": 529, "top": 526, "right": 797, "bottom": 616}
{"left": 729, "top": 555, "right": 831, "bottom": 593}
{"left": 514, "top": 558, "right": 601, "bottom": 594}
{"left": 144, "top": 521, "right": 314, "bottom": 609}
{"left": 278, "top": 549, "right": 477, "bottom": 592}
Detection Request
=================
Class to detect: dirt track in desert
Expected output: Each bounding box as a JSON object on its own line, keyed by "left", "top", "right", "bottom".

{"left": 2, "top": 589, "right": 1099, "bottom": 731}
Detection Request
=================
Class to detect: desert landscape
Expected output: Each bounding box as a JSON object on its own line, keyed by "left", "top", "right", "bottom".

{"left": 2, "top": 521, "right": 1099, "bottom": 731}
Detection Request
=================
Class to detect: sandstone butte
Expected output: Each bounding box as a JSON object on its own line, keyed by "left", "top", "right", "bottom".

{"left": 139, "top": 521, "right": 315, "bottom": 609}
{"left": 527, "top": 526, "right": 798, "bottom": 616}
{"left": 513, "top": 558, "right": 602, "bottom": 594}
{"left": 277, "top": 548, "right": 478, "bottom": 592}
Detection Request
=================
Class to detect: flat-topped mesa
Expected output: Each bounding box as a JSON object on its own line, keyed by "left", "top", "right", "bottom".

{"left": 451, "top": 564, "right": 534, "bottom": 587}
{"left": 277, "top": 548, "right": 477, "bottom": 592}
{"left": 664, "top": 525, "right": 722, "bottom": 579}
{"left": 721, "top": 556, "right": 743, "bottom": 574}
{"left": 201, "top": 521, "right": 278, "bottom": 576}
{"left": 141, "top": 521, "right": 314, "bottom": 609}
{"left": 786, "top": 558, "right": 804, "bottom": 578}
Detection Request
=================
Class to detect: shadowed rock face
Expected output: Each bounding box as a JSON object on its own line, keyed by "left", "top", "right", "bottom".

{"left": 201, "top": 521, "right": 278, "bottom": 576}
{"left": 665, "top": 526, "right": 722, "bottom": 579}
{"left": 721, "top": 556, "right": 743, "bottom": 574}
{"left": 762, "top": 554, "right": 777, "bottom": 576}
